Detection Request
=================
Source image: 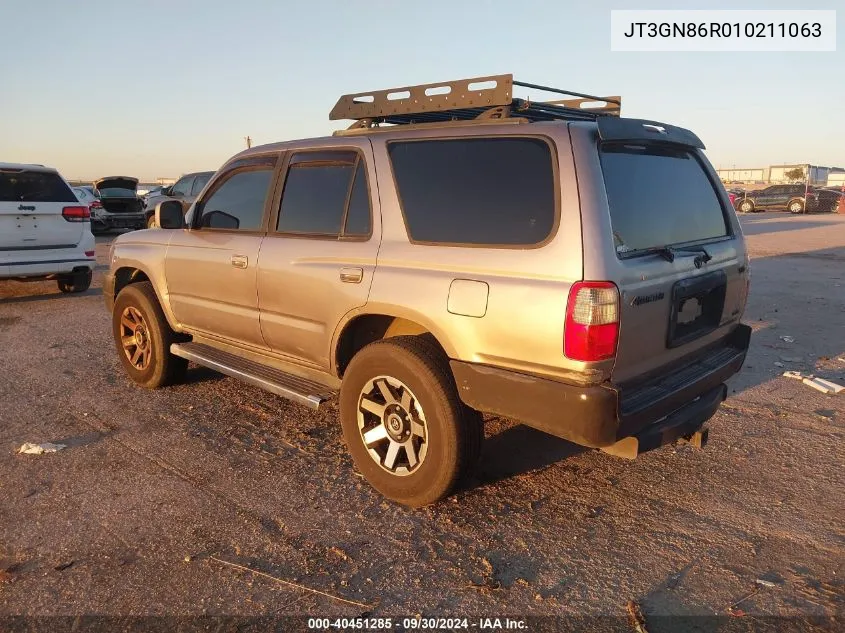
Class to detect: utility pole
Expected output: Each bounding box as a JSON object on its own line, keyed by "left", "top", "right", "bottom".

{"left": 244, "top": 136, "right": 252, "bottom": 149}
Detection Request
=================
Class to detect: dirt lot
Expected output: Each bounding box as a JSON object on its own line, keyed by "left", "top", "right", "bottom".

{"left": 1, "top": 213, "right": 843, "bottom": 631}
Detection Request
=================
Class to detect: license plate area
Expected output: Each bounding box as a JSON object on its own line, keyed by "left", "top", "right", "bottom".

{"left": 667, "top": 270, "right": 727, "bottom": 348}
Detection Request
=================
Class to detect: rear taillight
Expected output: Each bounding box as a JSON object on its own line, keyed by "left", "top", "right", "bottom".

{"left": 564, "top": 281, "right": 619, "bottom": 362}
{"left": 62, "top": 205, "right": 90, "bottom": 222}
{"left": 85, "top": 250, "right": 95, "bottom": 257}
{"left": 90, "top": 200, "right": 103, "bottom": 209}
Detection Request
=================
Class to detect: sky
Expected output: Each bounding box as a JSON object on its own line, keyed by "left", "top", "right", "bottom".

{"left": 0, "top": 0, "right": 841, "bottom": 181}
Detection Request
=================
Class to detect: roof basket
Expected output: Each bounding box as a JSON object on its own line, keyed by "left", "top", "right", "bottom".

{"left": 329, "top": 74, "right": 621, "bottom": 128}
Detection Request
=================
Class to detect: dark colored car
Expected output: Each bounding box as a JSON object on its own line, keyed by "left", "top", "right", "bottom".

{"left": 92, "top": 177, "right": 146, "bottom": 231}
{"left": 733, "top": 184, "right": 827, "bottom": 214}
{"left": 143, "top": 171, "right": 213, "bottom": 228}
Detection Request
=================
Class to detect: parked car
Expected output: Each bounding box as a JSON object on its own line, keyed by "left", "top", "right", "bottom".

{"left": 72, "top": 186, "right": 105, "bottom": 230}
{"left": 733, "top": 184, "right": 823, "bottom": 214}
{"left": 1, "top": 163, "right": 95, "bottom": 292}
{"left": 104, "top": 74, "right": 751, "bottom": 507}
{"left": 143, "top": 171, "right": 213, "bottom": 228}
{"left": 815, "top": 187, "right": 845, "bottom": 213}
{"left": 91, "top": 177, "right": 146, "bottom": 231}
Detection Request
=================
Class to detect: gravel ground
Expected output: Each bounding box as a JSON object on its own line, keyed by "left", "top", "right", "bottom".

{"left": 1, "top": 213, "right": 843, "bottom": 631}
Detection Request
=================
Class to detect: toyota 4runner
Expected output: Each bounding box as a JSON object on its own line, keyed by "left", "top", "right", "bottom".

{"left": 104, "top": 75, "right": 751, "bottom": 507}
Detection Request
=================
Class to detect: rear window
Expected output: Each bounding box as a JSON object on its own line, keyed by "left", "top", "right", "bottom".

{"left": 388, "top": 137, "right": 556, "bottom": 246}
{"left": 599, "top": 144, "right": 729, "bottom": 255}
{"left": 98, "top": 188, "right": 137, "bottom": 198}
{"left": 0, "top": 170, "right": 77, "bottom": 203}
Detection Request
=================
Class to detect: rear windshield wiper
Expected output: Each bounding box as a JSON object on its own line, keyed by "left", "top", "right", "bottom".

{"left": 651, "top": 245, "right": 712, "bottom": 266}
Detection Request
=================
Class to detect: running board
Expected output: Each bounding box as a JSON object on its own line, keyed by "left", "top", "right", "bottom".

{"left": 170, "top": 342, "right": 336, "bottom": 410}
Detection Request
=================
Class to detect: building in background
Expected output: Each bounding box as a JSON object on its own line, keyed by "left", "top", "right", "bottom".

{"left": 717, "top": 164, "right": 845, "bottom": 186}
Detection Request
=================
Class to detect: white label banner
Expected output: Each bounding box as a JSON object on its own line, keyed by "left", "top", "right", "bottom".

{"left": 611, "top": 10, "right": 836, "bottom": 52}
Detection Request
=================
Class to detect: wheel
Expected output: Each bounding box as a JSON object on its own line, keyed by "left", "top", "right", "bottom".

{"left": 738, "top": 199, "right": 755, "bottom": 213}
{"left": 788, "top": 199, "right": 805, "bottom": 214}
{"left": 57, "top": 269, "right": 92, "bottom": 293}
{"left": 339, "top": 335, "right": 483, "bottom": 508}
{"left": 112, "top": 281, "right": 187, "bottom": 389}
{"left": 146, "top": 214, "right": 157, "bottom": 229}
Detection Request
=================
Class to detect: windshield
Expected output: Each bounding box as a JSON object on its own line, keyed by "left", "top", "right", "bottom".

{"left": 599, "top": 144, "right": 729, "bottom": 256}
{"left": 98, "top": 188, "right": 137, "bottom": 198}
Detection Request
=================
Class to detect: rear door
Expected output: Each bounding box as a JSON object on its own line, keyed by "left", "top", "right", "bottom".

{"left": 0, "top": 168, "right": 84, "bottom": 260}
{"left": 592, "top": 142, "right": 748, "bottom": 384}
{"left": 257, "top": 145, "right": 380, "bottom": 369}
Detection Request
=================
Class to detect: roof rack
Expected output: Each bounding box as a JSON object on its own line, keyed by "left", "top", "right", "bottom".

{"left": 329, "top": 73, "right": 621, "bottom": 129}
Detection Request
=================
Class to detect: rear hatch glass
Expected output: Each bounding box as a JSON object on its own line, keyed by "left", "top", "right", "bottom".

{"left": 0, "top": 170, "right": 78, "bottom": 203}
{"left": 0, "top": 169, "right": 83, "bottom": 251}
{"left": 597, "top": 144, "right": 744, "bottom": 385}
{"left": 599, "top": 144, "right": 729, "bottom": 256}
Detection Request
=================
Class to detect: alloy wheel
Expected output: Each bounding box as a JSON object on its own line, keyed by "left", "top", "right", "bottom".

{"left": 357, "top": 375, "right": 428, "bottom": 476}
{"left": 120, "top": 306, "right": 152, "bottom": 370}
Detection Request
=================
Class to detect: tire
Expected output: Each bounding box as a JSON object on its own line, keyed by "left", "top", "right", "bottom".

{"left": 738, "top": 199, "right": 755, "bottom": 213}
{"left": 57, "top": 269, "right": 92, "bottom": 293}
{"left": 112, "top": 281, "right": 187, "bottom": 389}
{"left": 788, "top": 199, "right": 805, "bottom": 214}
{"left": 146, "top": 214, "right": 157, "bottom": 229}
{"left": 339, "top": 335, "right": 483, "bottom": 507}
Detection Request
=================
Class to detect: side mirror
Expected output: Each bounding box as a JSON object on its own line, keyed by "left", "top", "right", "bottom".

{"left": 155, "top": 200, "right": 184, "bottom": 229}
{"left": 161, "top": 186, "right": 172, "bottom": 196}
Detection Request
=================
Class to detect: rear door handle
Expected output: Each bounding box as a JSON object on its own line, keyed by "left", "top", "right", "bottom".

{"left": 339, "top": 267, "right": 363, "bottom": 284}
{"left": 231, "top": 254, "right": 248, "bottom": 269}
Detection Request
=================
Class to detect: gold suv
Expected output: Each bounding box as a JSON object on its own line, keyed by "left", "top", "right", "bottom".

{"left": 104, "top": 75, "right": 751, "bottom": 507}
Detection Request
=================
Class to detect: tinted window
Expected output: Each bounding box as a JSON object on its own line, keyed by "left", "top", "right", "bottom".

{"left": 98, "top": 188, "right": 137, "bottom": 198}
{"left": 171, "top": 176, "right": 193, "bottom": 196}
{"left": 191, "top": 173, "right": 211, "bottom": 196}
{"left": 277, "top": 151, "right": 371, "bottom": 237}
{"left": 599, "top": 144, "right": 728, "bottom": 255}
{"left": 0, "top": 170, "right": 77, "bottom": 202}
{"left": 388, "top": 138, "right": 555, "bottom": 246}
{"left": 344, "top": 163, "right": 371, "bottom": 236}
{"left": 198, "top": 169, "right": 272, "bottom": 231}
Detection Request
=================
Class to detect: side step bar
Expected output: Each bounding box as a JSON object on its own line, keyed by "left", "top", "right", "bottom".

{"left": 170, "top": 342, "right": 336, "bottom": 410}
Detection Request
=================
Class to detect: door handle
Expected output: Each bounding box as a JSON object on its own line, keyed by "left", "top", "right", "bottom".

{"left": 230, "top": 254, "right": 248, "bottom": 269}
{"left": 339, "top": 267, "right": 363, "bottom": 284}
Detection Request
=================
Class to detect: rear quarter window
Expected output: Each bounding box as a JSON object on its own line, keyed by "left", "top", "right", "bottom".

{"left": 0, "top": 170, "right": 77, "bottom": 203}
{"left": 387, "top": 137, "right": 556, "bottom": 246}
{"left": 599, "top": 144, "right": 729, "bottom": 255}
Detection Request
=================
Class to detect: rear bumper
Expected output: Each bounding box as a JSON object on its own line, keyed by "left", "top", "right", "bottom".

{"left": 451, "top": 323, "right": 751, "bottom": 450}
{"left": 1, "top": 257, "right": 95, "bottom": 279}
{"left": 93, "top": 213, "right": 145, "bottom": 229}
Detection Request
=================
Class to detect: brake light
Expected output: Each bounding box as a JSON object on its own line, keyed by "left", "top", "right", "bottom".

{"left": 85, "top": 250, "right": 95, "bottom": 257}
{"left": 62, "top": 205, "right": 90, "bottom": 222}
{"left": 90, "top": 200, "right": 103, "bottom": 209}
{"left": 564, "top": 281, "right": 620, "bottom": 362}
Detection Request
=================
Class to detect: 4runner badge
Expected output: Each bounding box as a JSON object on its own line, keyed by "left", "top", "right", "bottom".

{"left": 631, "top": 291, "right": 665, "bottom": 306}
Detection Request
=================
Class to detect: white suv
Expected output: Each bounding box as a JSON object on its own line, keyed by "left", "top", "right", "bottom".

{"left": 0, "top": 163, "right": 96, "bottom": 293}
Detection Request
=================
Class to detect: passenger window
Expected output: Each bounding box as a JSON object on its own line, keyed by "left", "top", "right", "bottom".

{"left": 197, "top": 168, "right": 273, "bottom": 231}
{"left": 388, "top": 137, "right": 555, "bottom": 246}
{"left": 344, "top": 162, "right": 372, "bottom": 236}
{"left": 276, "top": 151, "right": 371, "bottom": 238}
{"left": 171, "top": 176, "right": 193, "bottom": 197}
{"left": 191, "top": 173, "right": 211, "bottom": 196}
